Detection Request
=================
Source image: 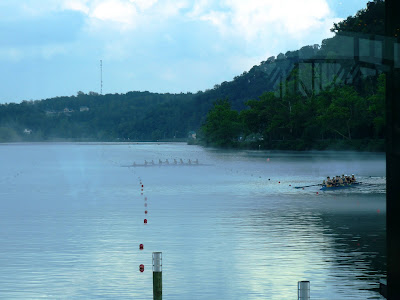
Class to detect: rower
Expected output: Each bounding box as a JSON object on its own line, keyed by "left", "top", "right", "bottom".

{"left": 351, "top": 174, "right": 356, "bottom": 182}
{"left": 338, "top": 175, "right": 344, "bottom": 185}
{"left": 326, "top": 176, "right": 332, "bottom": 187}
{"left": 341, "top": 174, "right": 346, "bottom": 184}
{"left": 322, "top": 180, "right": 326, "bottom": 187}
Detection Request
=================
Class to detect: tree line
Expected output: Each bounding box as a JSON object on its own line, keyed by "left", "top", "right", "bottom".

{"left": 201, "top": 73, "right": 385, "bottom": 151}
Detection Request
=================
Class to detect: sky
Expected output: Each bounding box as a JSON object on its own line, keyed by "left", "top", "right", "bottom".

{"left": 0, "top": 0, "right": 369, "bottom": 103}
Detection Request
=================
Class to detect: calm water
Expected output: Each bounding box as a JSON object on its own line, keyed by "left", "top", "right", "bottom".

{"left": 0, "top": 143, "right": 386, "bottom": 299}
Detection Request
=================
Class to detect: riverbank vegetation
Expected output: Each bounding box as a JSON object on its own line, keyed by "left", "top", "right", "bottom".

{"left": 201, "top": 74, "right": 385, "bottom": 151}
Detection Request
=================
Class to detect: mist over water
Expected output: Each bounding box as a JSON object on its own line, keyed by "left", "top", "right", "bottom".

{"left": 0, "top": 143, "right": 386, "bottom": 299}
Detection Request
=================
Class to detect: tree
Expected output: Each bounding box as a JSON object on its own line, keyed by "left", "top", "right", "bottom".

{"left": 316, "top": 85, "right": 365, "bottom": 140}
{"left": 201, "top": 99, "right": 241, "bottom": 147}
{"left": 368, "top": 73, "right": 385, "bottom": 137}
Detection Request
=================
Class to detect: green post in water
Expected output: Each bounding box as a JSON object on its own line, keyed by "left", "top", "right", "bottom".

{"left": 152, "top": 252, "right": 162, "bottom": 300}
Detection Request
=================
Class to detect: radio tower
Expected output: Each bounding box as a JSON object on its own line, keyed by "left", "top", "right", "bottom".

{"left": 100, "top": 60, "right": 103, "bottom": 95}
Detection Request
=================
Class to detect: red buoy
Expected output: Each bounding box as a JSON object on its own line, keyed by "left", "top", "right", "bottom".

{"left": 139, "top": 244, "right": 144, "bottom": 250}
{"left": 279, "top": 181, "right": 280, "bottom": 183}
{"left": 316, "top": 192, "right": 319, "bottom": 195}
{"left": 139, "top": 264, "right": 144, "bottom": 272}
{"left": 145, "top": 210, "right": 148, "bottom": 214}
{"left": 144, "top": 219, "right": 147, "bottom": 224}
{"left": 142, "top": 185, "right": 143, "bottom": 188}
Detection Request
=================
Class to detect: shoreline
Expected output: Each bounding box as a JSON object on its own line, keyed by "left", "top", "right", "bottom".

{"left": 0, "top": 140, "right": 386, "bottom": 154}
{"left": 199, "top": 138, "right": 386, "bottom": 153}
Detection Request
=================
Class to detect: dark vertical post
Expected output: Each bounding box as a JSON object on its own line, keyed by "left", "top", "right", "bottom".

{"left": 311, "top": 61, "right": 315, "bottom": 95}
{"left": 354, "top": 35, "right": 360, "bottom": 62}
{"left": 370, "top": 35, "right": 376, "bottom": 61}
{"left": 285, "top": 70, "right": 288, "bottom": 97}
{"left": 295, "top": 63, "right": 299, "bottom": 95}
{"left": 385, "top": 0, "right": 400, "bottom": 298}
{"left": 280, "top": 74, "right": 283, "bottom": 100}
{"left": 319, "top": 62, "right": 323, "bottom": 93}
{"left": 153, "top": 252, "right": 162, "bottom": 300}
{"left": 298, "top": 281, "right": 310, "bottom": 300}
{"left": 100, "top": 60, "right": 103, "bottom": 95}
{"left": 369, "top": 36, "right": 379, "bottom": 76}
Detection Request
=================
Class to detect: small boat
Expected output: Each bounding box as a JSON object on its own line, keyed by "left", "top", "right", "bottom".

{"left": 320, "top": 182, "right": 360, "bottom": 191}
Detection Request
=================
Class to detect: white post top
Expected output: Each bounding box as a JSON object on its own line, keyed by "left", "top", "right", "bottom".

{"left": 152, "top": 252, "right": 162, "bottom": 272}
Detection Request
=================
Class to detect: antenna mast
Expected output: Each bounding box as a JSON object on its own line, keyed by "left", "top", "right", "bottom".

{"left": 100, "top": 60, "right": 103, "bottom": 95}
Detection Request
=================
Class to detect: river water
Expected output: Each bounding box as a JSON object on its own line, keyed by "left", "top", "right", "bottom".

{"left": 0, "top": 143, "right": 386, "bottom": 299}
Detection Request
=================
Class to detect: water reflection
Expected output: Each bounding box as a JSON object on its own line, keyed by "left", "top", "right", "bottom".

{"left": 233, "top": 192, "right": 386, "bottom": 299}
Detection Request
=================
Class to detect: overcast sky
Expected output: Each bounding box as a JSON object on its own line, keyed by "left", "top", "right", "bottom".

{"left": 0, "top": 0, "right": 368, "bottom": 103}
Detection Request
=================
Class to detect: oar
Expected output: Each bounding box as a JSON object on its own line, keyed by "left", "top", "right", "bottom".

{"left": 294, "top": 184, "right": 323, "bottom": 189}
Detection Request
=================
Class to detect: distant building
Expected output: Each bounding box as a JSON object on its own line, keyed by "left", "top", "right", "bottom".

{"left": 188, "top": 131, "right": 196, "bottom": 139}
{"left": 63, "top": 108, "right": 74, "bottom": 113}
{"left": 80, "top": 106, "right": 89, "bottom": 112}
{"left": 23, "top": 128, "right": 32, "bottom": 135}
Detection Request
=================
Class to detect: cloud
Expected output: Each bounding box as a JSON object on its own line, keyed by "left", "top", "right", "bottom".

{"left": 129, "top": 0, "right": 158, "bottom": 11}
{"left": 188, "top": 0, "right": 335, "bottom": 42}
{"left": 62, "top": 0, "right": 90, "bottom": 14}
{"left": 90, "top": 0, "right": 137, "bottom": 28}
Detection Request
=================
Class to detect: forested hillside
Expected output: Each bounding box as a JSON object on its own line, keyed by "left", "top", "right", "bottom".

{"left": 0, "top": 0, "right": 386, "bottom": 150}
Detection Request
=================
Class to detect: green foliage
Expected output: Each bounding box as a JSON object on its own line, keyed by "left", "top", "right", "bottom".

{"left": 201, "top": 78, "right": 385, "bottom": 151}
{"left": 0, "top": 91, "right": 198, "bottom": 142}
{"left": 316, "top": 85, "right": 367, "bottom": 140}
{"left": 201, "top": 99, "right": 242, "bottom": 147}
{"left": 0, "top": 127, "right": 20, "bottom": 142}
{"left": 331, "top": 0, "right": 385, "bottom": 35}
{"left": 368, "top": 73, "right": 386, "bottom": 137}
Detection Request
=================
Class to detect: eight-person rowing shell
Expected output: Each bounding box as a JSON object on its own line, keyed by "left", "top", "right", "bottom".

{"left": 321, "top": 174, "right": 358, "bottom": 190}
{"left": 294, "top": 175, "right": 359, "bottom": 190}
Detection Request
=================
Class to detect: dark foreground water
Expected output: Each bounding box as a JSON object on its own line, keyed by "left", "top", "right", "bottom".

{"left": 0, "top": 143, "right": 386, "bottom": 299}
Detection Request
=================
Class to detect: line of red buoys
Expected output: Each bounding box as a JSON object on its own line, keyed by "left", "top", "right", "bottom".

{"left": 139, "top": 177, "right": 147, "bottom": 272}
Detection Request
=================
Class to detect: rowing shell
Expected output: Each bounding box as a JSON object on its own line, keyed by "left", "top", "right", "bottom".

{"left": 320, "top": 182, "right": 360, "bottom": 191}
